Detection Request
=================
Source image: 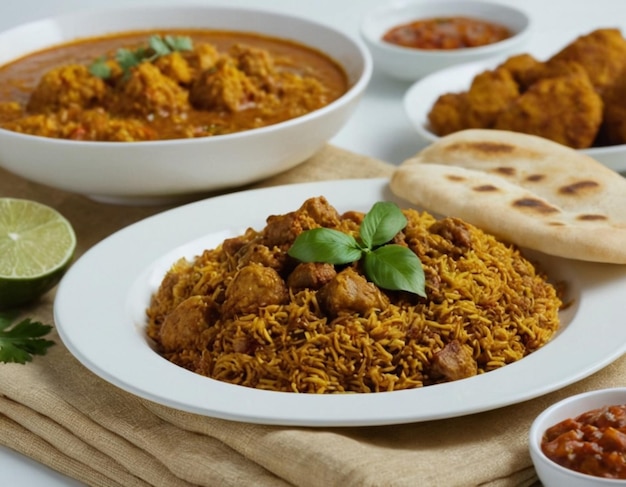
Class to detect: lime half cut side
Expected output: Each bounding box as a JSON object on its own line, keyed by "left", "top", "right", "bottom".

{"left": 0, "top": 198, "right": 76, "bottom": 309}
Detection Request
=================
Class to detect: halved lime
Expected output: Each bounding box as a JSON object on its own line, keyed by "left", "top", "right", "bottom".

{"left": 0, "top": 198, "right": 76, "bottom": 309}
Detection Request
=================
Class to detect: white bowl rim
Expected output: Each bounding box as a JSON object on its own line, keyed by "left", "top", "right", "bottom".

{"left": 529, "top": 387, "right": 626, "bottom": 484}
{"left": 360, "top": 0, "right": 532, "bottom": 58}
{"left": 0, "top": 3, "right": 372, "bottom": 147}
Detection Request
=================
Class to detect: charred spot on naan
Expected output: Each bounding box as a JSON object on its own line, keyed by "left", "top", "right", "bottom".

{"left": 558, "top": 180, "right": 601, "bottom": 195}
{"left": 512, "top": 198, "right": 559, "bottom": 214}
{"left": 578, "top": 214, "right": 608, "bottom": 221}
{"left": 445, "top": 140, "right": 541, "bottom": 161}
{"left": 446, "top": 174, "right": 466, "bottom": 182}
{"left": 491, "top": 168, "right": 548, "bottom": 184}
{"left": 525, "top": 174, "right": 546, "bottom": 182}
{"left": 473, "top": 184, "right": 499, "bottom": 192}
{"left": 494, "top": 166, "right": 516, "bottom": 176}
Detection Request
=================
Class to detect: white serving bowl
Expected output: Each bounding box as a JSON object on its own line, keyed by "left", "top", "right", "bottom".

{"left": 403, "top": 59, "right": 626, "bottom": 173}
{"left": 360, "top": 0, "right": 531, "bottom": 82}
{"left": 0, "top": 5, "right": 372, "bottom": 204}
{"left": 529, "top": 388, "right": 626, "bottom": 487}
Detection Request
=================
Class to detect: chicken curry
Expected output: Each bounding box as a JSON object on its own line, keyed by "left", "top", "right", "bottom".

{"left": 0, "top": 29, "right": 348, "bottom": 141}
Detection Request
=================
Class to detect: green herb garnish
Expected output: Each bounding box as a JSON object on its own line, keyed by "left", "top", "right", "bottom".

{"left": 88, "top": 34, "right": 193, "bottom": 79}
{"left": 288, "top": 202, "right": 426, "bottom": 296}
{"left": 0, "top": 312, "right": 55, "bottom": 364}
{"left": 88, "top": 56, "right": 112, "bottom": 79}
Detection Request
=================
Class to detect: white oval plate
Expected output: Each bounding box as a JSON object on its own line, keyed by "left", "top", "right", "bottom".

{"left": 404, "top": 60, "right": 626, "bottom": 173}
{"left": 54, "top": 178, "right": 626, "bottom": 427}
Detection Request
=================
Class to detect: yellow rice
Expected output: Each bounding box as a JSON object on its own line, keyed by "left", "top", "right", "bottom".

{"left": 146, "top": 197, "right": 561, "bottom": 393}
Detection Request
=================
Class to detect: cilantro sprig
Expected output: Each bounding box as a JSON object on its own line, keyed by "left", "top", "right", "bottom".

{"left": 89, "top": 34, "right": 193, "bottom": 79}
{"left": 288, "top": 202, "right": 426, "bottom": 297}
{"left": 0, "top": 312, "right": 55, "bottom": 364}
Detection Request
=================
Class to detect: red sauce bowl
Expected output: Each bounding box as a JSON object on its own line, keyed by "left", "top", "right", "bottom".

{"left": 360, "top": 0, "right": 531, "bottom": 81}
{"left": 530, "top": 388, "right": 626, "bottom": 486}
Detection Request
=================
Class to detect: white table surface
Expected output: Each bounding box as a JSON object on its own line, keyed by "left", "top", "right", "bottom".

{"left": 1, "top": 0, "right": 625, "bottom": 484}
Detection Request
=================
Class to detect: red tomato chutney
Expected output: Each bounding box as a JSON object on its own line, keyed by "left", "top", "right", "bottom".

{"left": 541, "top": 404, "right": 626, "bottom": 479}
{"left": 382, "top": 16, "right": 512, "bottom": 50}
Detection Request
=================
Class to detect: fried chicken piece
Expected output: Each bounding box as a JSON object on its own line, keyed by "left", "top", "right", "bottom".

{"left": 428, "top": 68, "right": 519, "bottom": 136}
{"left": 549, "top": 28, "right": 626, "bottom": 96}
{"left": 498, "top": 53, "right": 544, "bottom": 91}
{"left": 500, "top": 56, "right": 588, "bottom": 93}
{"left": 531, "top": 59, "right": 589, "bottom": 83}
{"left": 464, "top": 68, "right": 520, "bottom": 128}
{"left": 428, "top": 92, "right": 469, "bottom": 136}
{"left": 493, "top": 70, "right": 603, "bottom": 149}
{"left": 598, "top": 74, "right": 626, "bottom": 145}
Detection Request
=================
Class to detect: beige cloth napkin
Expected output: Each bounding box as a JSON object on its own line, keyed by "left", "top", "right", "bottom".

{"left": 0, "top": 144, "right": 624, "bottom": 487}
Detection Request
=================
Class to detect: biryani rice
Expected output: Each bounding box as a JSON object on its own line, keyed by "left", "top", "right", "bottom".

{"left": 146, "top": 197, "right": 562, "bottom": 393}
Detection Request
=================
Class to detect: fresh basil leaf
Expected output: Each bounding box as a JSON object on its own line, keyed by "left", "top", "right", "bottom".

{"left": 363, "top": 245, "right": 426, "bottom": 297}
{"left": 288, "top": 228, "right": 362, "bottom": 265}
{"left": 88, "top": 57, "right": 112, "bottom": 79}
{"left": 360, "top": 202, "right": 408, "bottom": 249}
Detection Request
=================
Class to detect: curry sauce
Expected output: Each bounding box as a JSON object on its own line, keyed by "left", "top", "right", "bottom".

{"left": 0, "top": 29, "right": 348, "bottom": 141}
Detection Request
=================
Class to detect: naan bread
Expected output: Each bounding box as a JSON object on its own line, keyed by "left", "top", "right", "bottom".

{"left": 390, "top": 129, "right": 626, "bottom": 263}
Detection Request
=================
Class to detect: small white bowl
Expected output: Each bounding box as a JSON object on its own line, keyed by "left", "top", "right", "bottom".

{"left": 529, "top": 388, "right": 626, "bottom": 487}
{"left": 0, "top": 5, "right": 371, "bottom": 204}
{"left": 360, "top": 0, "right": 531, "bottom": 81}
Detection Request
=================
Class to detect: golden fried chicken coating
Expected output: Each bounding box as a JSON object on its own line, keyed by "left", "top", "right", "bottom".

{"left": 500, "top": 56, "right": 588, "bottom": 92}
{"left": 598, "top": 74, "right": 626, "bottom": 145}
{"left": 464, "top": 68, "right": 519, "bottom": 128}
{"left": 428, "top": 68, "right": 519, "bottom": 136}
{"left": 427, "top": 28, "right": 626, "bottom": 149}
{"left": 532, "top": 59, "right": 589, "bottom": 82}
{"left": 494, "top": 71, "right": 603, "bottom": 149}
{"left": 498, "top": 53, "right": 544, "bottom": 91}
{"left": 549, "top": 28, "right": 626, "bottom": 95}
{"left": 428, "top": 92, "right": 469, "bottom": 136}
